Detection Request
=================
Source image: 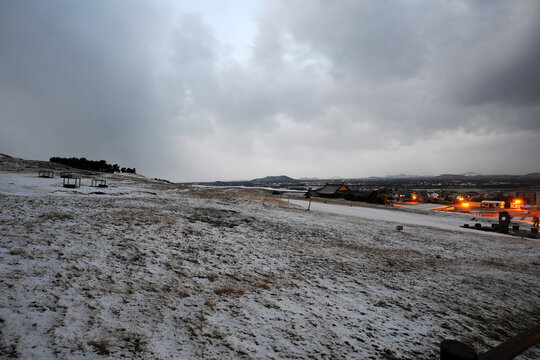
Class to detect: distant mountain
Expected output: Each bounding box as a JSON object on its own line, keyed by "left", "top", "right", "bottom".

{"left": 437, "top": 172, "right": 540, "bottom": 179}
{"left": 186, "top": 172, "right": 540, "bottom": 187}
{"left": 251, "top": 175, "right": 299, "bottom": 183}
{"left": 461, "top": 171, "right": 480, "bottom": 177}
{"left": 437, "top": 173, "right": 473, "bottom": 180}
{"left": 382, "top": 174, "right": 420, "bottom": 179}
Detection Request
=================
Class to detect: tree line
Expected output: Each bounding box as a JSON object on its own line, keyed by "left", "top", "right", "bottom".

{"left": 49, "top": 157, "right": 136, "bottom": 174}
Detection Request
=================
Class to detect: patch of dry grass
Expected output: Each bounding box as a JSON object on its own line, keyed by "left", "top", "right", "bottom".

{"left": 204, "top": 299, "right": 217, "bottom": 308}
{"left": 39, "top": 212, "right": 74, "bottom": 221}
{"left": 207, "top": 272, "right": 218, "bottom": 282}
{"left": 214, "top": 285, "right": 245, "bottom": 296}
{"left": 111, "top": 210, "right": 177, "bottom": 226}
{"left": 161, "top": 283, "right": 190, "bottom": 298}
{"left": 255, "top": 274, "right": 276, "bottom": 290}
{"left": 88, "top": 338, "right": 111, "bottom": 356}
{"left": 8, "top": 248, "right": 26, "bottom": 256}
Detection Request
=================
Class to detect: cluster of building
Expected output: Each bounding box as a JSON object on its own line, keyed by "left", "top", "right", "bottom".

{"left": 394, "top": 189, "right": 537, "bottom": 205}
{"left": 306, "top": 184, "right": 539, "bottom": 211}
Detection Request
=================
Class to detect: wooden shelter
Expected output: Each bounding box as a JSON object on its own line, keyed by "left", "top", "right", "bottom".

{"left": 63, "top": 177, "right": 81, "bottom": 188}
{"left": 90, "top": 179, "right": 108, "bottom": 188}
{"left": 38, "top": 170, "right": 54, "bottom": 178}
{"left": 313, "top": 184, "right": 351, "bottom": 198}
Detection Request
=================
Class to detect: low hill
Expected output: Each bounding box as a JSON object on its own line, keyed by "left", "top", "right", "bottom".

{"left": 251, "top": 175, "right": 299, "bottom": 183}
{"left": 0, "top": 153, "right": 72, "bottom": 173}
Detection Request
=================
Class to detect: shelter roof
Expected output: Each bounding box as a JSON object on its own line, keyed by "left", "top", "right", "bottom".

{"left": 317, "top": 184, "right": 350, "bottom": 195}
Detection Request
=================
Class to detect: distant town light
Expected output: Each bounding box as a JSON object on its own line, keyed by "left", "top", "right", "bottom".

{"left": 510, "top": 198, "right": 524, "bottom": 209}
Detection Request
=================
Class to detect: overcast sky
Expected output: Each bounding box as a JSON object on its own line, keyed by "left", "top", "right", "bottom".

{"left": 1, "top": 0, "right": 539, "bottom": 181}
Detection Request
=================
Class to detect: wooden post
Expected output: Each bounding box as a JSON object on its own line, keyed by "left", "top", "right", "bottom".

{"left": 441, "top": 324, "right": 540, "bottom": 360}
{"left": 479, "top": 323, "right": 540, "bottom": 360}
{"left": 305, "top": 190, "right": 312, "bottom": 211}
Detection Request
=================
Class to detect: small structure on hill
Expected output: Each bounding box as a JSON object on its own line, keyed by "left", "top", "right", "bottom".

{"left": 60, "top": 171, "right": 73, "bottom": 178}
{"left": 312, "top": 184, "right": 351, "bottom": 198}
{"left": 90, "top": 179, "right": 108, "bottom": 188}
{"left": 481, "top": 200, "right": 505, "bottom": 209}
{"left": 39, "top": 170, "right": 54, "bottom": 178}
{"left": 510, "top": 198, "right": 524, "bottom": 209}
{"left": 63, "top": 177, "right": 81, "bottom": 188}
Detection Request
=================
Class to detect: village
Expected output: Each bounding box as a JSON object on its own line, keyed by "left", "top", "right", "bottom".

{"left": 305, "top": 183, "right": 538, "bottom": 213}
{"left": 195, "top": 174, "right": 540, "bottom": 238}
{"left": 289, "top": 183, "right": 540, "bottom": 239}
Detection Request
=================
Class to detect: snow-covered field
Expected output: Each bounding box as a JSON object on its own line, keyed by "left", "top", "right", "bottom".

{"left": 1, "top": 159, "right": 539, "bottom": 359}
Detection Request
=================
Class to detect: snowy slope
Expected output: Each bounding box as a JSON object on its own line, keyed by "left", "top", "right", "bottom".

{"left": 1, "top": 168, "right": 539, "bottom": 359}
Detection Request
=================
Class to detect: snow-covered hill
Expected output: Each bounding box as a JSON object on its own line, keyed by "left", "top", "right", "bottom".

{"left": 1, "top": 159, "right": 539, "bottom": 359}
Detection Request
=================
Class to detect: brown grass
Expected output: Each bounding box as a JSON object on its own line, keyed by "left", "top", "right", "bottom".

{"left": 207, "top": 272, "right": 218, "bottom": 282}
{"left": 88, "top": 339, "right": 111, "bottom": 356}
{"left": 255, "top": 274, "right": 276, "bottom": 290}
{"left": 214, "top": 286, "right": 245, "bottom": 296}
{"left": 112, "top": 210, "right": 177, "bottom": 226}
{"left": 178, "top": 289, "right": 190, "bottom": 298}
{"left": 39, "top": 212, "right": 74, "bottom": 221}
{"left": 190, "top": 187, "right": 289, "bottom": 208}
{"left": 9, "top": 248, "right": 26, "bottom": 256}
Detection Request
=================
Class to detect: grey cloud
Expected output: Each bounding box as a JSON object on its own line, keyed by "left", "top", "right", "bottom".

{"left": 440, "top": 1, "right": 540, "bottom": 107}
{"left": 0, "top": 0, "right": 538, "bottom": 181}
{"left": 258, "top": 0, "right": 428, "bottom": 80}
{"left": 0, "top": 1, "right": 164, "bottom": 164}
{"left": 247, "top": 0, "right": 540, "bottom": 137}
{"left": 453, "top": 25, "right": 540, "bottom": 107}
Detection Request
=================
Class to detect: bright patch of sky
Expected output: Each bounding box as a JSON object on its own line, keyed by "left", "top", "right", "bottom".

{"left": 180, "top": 0, "right": 259, "bottom": 61}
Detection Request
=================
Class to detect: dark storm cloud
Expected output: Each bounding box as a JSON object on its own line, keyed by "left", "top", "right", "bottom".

{"left": 452, "top": 22, "right": 540, "bottom": 107}
{"left": 253, "top": 0, "right": 540, "bottom": 134}
{"left": 442, "top": 0, "right": 540, "bottom": 107}
{"left": 0, "top": 0, "right": 166, "bottom": 166}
